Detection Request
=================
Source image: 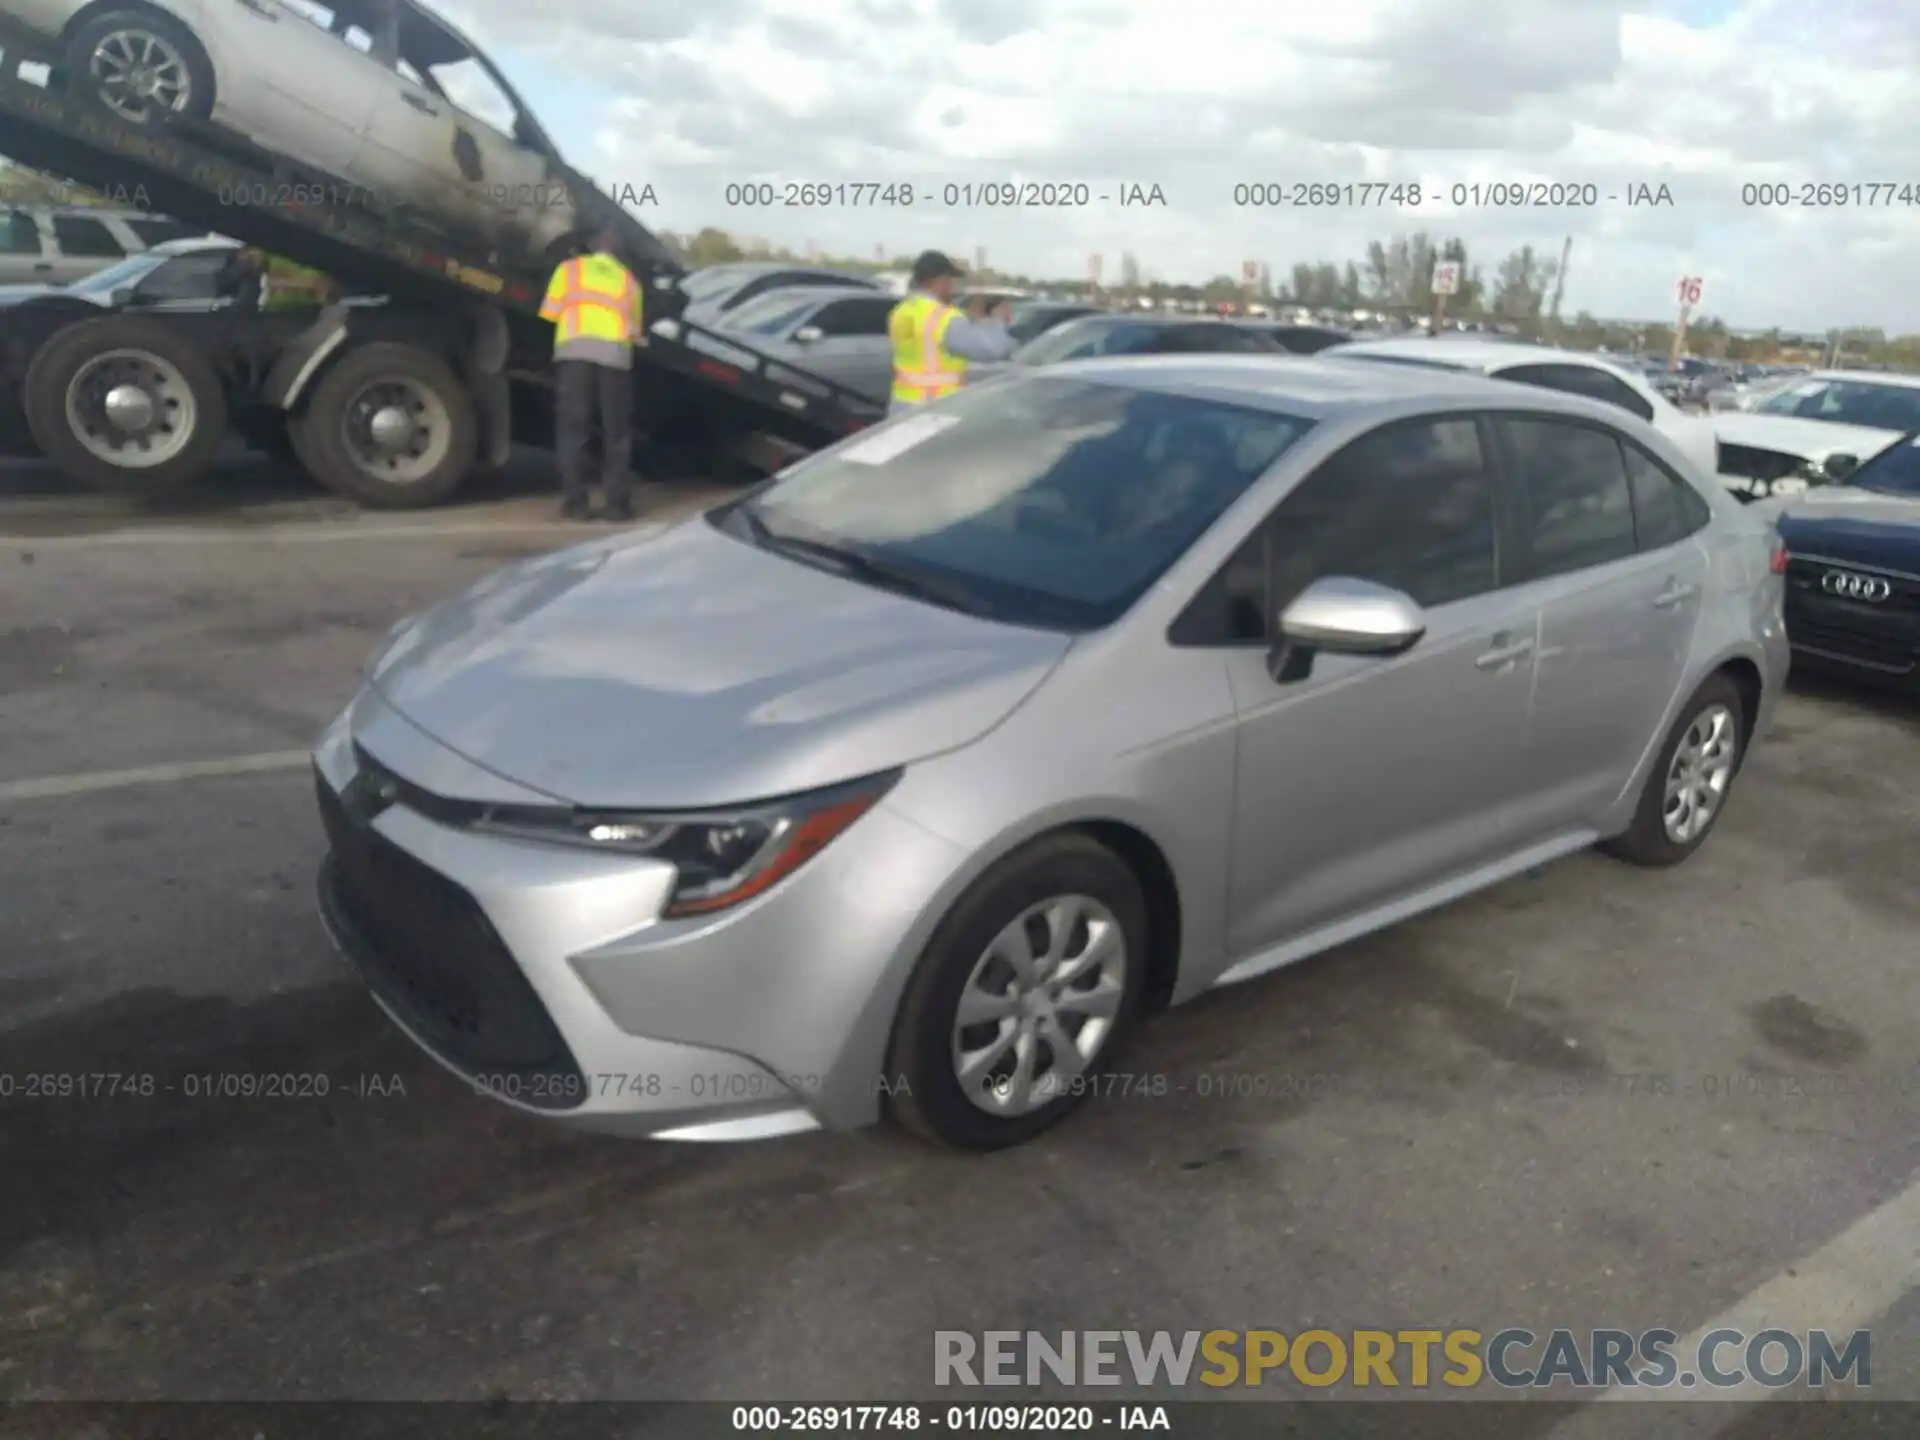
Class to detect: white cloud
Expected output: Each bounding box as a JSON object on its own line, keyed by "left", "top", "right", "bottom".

{"left": 446, "top": 0, "right": 1920, "bottom": 331}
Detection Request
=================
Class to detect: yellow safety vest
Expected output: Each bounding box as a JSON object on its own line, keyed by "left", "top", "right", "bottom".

{"left": 539, "top": 253, "right": 641, "bottom": 347}
{"left": 889, "top": 292, "right": 966, "bottom": 404}
{"left": 260, "top": 257, "right": 330, "bottom": 312}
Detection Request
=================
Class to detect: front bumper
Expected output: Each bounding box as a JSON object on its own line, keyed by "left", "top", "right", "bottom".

{"left": 311, "top": 692, "right": 972, "bottom": 1139}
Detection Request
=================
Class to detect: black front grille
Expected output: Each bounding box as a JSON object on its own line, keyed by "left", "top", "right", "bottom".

{"left": 1783, "top": 615, "right": 1920, "bottom": 675}
{"left": 316, "top": 770, "right": 585, "bottom": 1108}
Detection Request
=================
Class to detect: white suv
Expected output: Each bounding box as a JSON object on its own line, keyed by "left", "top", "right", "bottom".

{"left": 0, "top": 206, "right": 202, "bottom": 286}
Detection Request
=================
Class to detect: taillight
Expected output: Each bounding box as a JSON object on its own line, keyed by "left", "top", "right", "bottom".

{"left": 1769, "top": 540, "right": 1789, "bottom": 574}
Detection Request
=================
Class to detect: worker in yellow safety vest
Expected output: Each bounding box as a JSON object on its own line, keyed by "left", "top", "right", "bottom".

{"left": 887, "top": 250, "right": 1017, "bottom": 410}
{"left": 259, "top": 254, "right": 337, "bottom": 312}
{"left": 539, "top": 224, "right": 644, "bottom": 521}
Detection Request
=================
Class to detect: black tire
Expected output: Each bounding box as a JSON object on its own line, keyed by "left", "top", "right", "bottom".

{"left": 292, "top": 343, "right": 477, "bottom": 509}
{"left": 1599, "top": 672, "right": 1747, "bottom": 868}
{"left": 65, "top": 8, "right": 215, "bottom": 127}
{"left": 886, "top": 833, "right": 1150, "bottom": 1151}
{"left": 22, "top": 315, "right": 226, "bottom": 495}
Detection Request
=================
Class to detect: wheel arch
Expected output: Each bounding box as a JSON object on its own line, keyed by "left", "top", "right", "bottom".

{"left": 1713, "top": 655, "right": 1764, "bottom": 772}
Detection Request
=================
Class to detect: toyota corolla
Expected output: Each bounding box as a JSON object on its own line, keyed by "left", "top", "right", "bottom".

{"left": 314, "top": 358, "right": 1788, "bottom": 1151}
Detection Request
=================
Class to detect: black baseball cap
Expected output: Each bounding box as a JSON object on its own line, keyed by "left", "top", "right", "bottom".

{"left": 910, "top": 250, "right": 965, "bottom": 285}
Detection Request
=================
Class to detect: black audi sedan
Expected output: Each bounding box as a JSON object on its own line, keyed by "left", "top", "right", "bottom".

{"left": 1773, "top": 432, "right": 1920, "bottom": 689}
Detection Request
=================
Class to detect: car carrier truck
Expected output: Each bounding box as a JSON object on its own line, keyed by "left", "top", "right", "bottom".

{"left": 0, "top": 6, "right": 883, "bottom": 508}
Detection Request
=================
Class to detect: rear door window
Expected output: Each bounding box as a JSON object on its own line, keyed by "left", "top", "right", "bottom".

{"left": 1623, "top": 442, "right": 1711, "bottom": 550}
{"left": 1498, "top": 416, "right": 1637, "bottom": 578}
{"left": 0, "top": 209, "right": 44, "bottom": 255}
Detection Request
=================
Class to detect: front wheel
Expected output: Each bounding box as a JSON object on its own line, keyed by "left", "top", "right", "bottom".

{"left": 21, "top": 315, "right": 227, "bottom": 494}
{"left": 886, "top": 834, "right": 1148, "bottom": 1150}
{"left": 1600, "top": 673, "right": 1747, "bottom": 868}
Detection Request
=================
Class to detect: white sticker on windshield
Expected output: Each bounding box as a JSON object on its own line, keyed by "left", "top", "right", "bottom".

{"left": 1788, "top": 381, "right": 1827, "bottom": 397}
{"left": 838, "top": 411, "right": 961, "bottom": 465}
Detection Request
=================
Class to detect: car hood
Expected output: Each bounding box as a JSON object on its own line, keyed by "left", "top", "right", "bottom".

{"left": 1712, "top": 412, "right": 1904, "bottom": 464}
{"left": 367, "top": 516, "right": 1071, "bottom": 808}
{"left": 0, "top": 284, "right": 79, "bottom": 307}
{"left": 1775, "top": 487, "right": 1920, "bottom": 570}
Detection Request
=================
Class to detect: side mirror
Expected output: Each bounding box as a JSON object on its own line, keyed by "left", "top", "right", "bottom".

{"left": 109, "top": 286, "right": 135, "bottom": 307}
{"left": 792, "top": 325, "right": 824, "bottom": 344}
{"left": 1822, "top": 453, "right": 1858, "bottom": 481}
{"left": 1270, "top": 576, "right": 1426, "bottom": 682}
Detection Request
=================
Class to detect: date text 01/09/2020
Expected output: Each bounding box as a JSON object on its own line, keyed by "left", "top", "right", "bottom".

{"left": 731, "top": 1404, "right": 1170, "bottom": 1432}
{"left": 720, "top": 181, "right": 1167, "bottom": 208}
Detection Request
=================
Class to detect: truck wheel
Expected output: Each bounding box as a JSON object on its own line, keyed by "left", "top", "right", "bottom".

{"left": 66, "top": 8, "right": 216, "bottom": 127}
{"left": 292, "top": 343, "right": 477, "bottom": 509}
{"left": 22, "top": 316, "right": 226, "bottom": 495}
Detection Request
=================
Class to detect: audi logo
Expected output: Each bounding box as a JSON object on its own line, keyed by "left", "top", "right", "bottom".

{"left": 1821, "top": 570, "right": 1891, "bottom": 602}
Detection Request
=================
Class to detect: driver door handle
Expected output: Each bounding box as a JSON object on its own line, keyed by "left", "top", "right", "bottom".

{"left": 234, "top": 0, "right": 279, "bottom": 19}
{"left": 1474, "top": 635, "right": 1534, "bottom": 671}
{"left": 400, "top": 91, "right": 439, "bottom": 115}
{"left": 1653, "top": 580, "right": 1699, "bottom": 609}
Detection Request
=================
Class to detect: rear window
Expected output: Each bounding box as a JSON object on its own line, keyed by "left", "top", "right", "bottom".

{"left": 721, "top": 292, "right": 824, "bottom": 336}
{"left": 0, "top": 209, "right": 40, "bottom": 255}
{"left": 124, "top": 218, "right": 198, "bottom": 247}
{"left": 728, "top": 376, "right": 1314, "bottom": 630}
{"left": 1015, "top": 320, "right": 1170, "bottom": 365}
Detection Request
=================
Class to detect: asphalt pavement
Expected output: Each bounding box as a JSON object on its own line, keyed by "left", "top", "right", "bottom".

{"left": 1, "top": 452, "right": 1917, "bottom": 1437}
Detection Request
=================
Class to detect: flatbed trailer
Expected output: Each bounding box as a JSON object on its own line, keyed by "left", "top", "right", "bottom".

{"left": 0, "top": 28, "right": 883, "bottom": 506}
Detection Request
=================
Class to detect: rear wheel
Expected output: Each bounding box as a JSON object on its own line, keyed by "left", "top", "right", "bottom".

{"left": 291, "top": 343, "right": 477, "bottom": 509}
{"left": 65, "top": 8, "right": 215, "bottom": 127}
{"left": 22, "top": 315, "right": 226, "bottom": 495}
{"left": 1600, "top": 673, "right": 1746, "bottom": 867}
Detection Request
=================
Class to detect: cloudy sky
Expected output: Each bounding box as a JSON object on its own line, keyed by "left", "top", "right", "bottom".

{"left": 437, "top": 0, "right": 1916, "bottom": 332}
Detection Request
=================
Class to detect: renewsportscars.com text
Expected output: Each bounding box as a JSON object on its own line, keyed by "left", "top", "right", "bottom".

{"left": 934, "top": 1328, "right": 1871, "bottom": 1390}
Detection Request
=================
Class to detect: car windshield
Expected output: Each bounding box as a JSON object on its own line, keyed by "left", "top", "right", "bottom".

{"left": 715, "top": 291, "right": 825, "bottom": 336}
{"left": 68, "top": 250, "right": 171, "bottom": 295}
{"left": 721, "top": 375, "right": 1313, "bottom": 631}
{"left": 1846, "top": 435, "right": 1920, "bottom": 496}
{"left": 680, "top": 267, "right": 757, "bottom": 303}
{"left": 1753, "top": 378, "right": 1920, "bottom": 431}
{"left": 1013, "top": 319, "right": 1170, "bottom": 365}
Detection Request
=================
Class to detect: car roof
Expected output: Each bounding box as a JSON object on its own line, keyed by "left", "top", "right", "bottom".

{"left": 739, "top": 284, "right": 882, "bottom": 306}
{"left": 149, "top": 236, "right": 236, "bottom": 256}
{"left": 1048, "top": 353, "right": 1596, "bottom": 420}
{"left": 1058, "top": 312, "right": 1227, "bottom": 327}
{"left": 1811, "top": 369, "right": 1920, "bottom": 390}
{"left": 1329, "top": 335, "right": 1591, "bottom": 370}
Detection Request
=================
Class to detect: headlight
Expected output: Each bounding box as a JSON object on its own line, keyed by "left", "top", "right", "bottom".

{"left": 470, "top": 769, "right": 901, "bottom": 917}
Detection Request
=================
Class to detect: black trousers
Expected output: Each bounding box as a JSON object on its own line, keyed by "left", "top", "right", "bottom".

{"left": 554, "top": 359, "right": 634, "bottom": 502}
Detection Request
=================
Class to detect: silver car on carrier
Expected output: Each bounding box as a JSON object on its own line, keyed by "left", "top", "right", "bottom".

{"left": 314, "top": 357, "right": 1789, "bottom": 1151}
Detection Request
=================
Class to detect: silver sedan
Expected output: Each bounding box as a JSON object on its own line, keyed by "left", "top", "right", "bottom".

{"left": 314, "top": 357, "right": 1789, "bottom": 1150}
